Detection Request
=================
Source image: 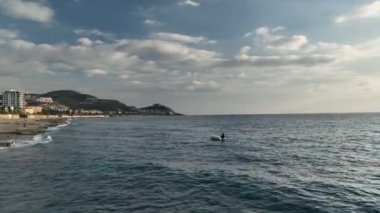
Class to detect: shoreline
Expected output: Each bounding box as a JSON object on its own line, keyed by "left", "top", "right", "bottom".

{"left": 0, "top": 118, "right": 69, "bottom": 147}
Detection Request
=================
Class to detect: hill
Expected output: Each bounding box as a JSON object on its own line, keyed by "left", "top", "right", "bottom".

{"left": 38, "top": 90, "right": 180, "bottom": 115}
{"left": 139, "top": 104, "right": 182, "bottom": 115}
{"left": 40, "top": 90, "right": 96, "bottom": 109}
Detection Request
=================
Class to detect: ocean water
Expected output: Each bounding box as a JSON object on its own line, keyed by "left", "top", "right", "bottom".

{"left": 0, "top": 114, "right": 379, "bottom": 212}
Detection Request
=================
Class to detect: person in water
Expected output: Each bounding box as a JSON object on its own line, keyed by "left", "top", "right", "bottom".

{"left": 221, "top": 132, "right": 225, "bottom": 141}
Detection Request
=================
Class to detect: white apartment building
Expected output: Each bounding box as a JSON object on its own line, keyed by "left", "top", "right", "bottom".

{"left": 2, "top": 90, "right": 25, "bottom": 109}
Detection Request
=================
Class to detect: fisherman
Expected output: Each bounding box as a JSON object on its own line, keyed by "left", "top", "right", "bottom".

{"left": 220, "top": 132, "right": 225, "bottom": 141}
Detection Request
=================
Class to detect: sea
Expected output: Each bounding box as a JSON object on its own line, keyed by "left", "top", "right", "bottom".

{"left": 0, "top": 114, "right": 379, "bottom": 212}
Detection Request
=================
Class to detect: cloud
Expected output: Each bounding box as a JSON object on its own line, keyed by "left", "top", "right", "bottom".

{"left": 150, "top": 32, "right": 216, "bottom": 44}
{"left": 0, "top": 28, "right": 222, "bottom": 93}
{"left": 335, "top": 0, "right": 380, "bottom": 23}
{"left": 77, "top": 37, "right": 93, "bottom": 46}
{"left": 271, "top": 26, "right": 286, "bottom": 32}
{"left": 226, "top": 55, "right": 335, "bottom": 68}
{"left": 229, "top": 26, "right": 380, "bottom": 106}
{"left": 0, "top": 29, "right": 18, "bottom": 45}
{"left": 255, "top": 27, "right": 270, "bottom": 37}
{"left": 246, "top": 27, "right": 280, "bottom": 41}
{"left": 143, "top": 19, "right": 162, "bottom": 27}
{"left": 118, "top": 39, "right": 219, "bottom": 67}
{"left": 247, "top": 26, "right": 308, "bottom": 52}
{"left": 84, "top": 69, "right": 108, "bottom": 77}
{"left": 74, "top": 29, "right": 115, "bottom": 40}
{"left": 0, "top": 0, "right": 54, "bottom": 23}
{"left": 306, "top": 42, "right": 362, "bottom": 62}
{"left": 178, "top": 0, "right": 200, "bottom": 7}
{"left": 2, "top": 24, "right": 380, "bottom": 114}
{"left": 236, "top": 26, "right": 372, "bottom": 68}
{"left": 267, "top": 35, "right": 308, "bottom": 52}
{"left": 185, "top": 80, "right": 220, "bottom": 91}
{"left": 9, "top": 39, "right": 36, "bottom": 50}
{"left": 235, "top": 46, "right": 252, "bottom": 61}
{"left": 0, "top": 26, "right": 371, "bottom": 87}
{"left": 0, "top": 25, "right": 366, "bottom": 87}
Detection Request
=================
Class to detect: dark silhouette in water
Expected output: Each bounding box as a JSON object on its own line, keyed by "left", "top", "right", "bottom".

{"left": 221, "top": 132, "right": 225, "bottom": 141}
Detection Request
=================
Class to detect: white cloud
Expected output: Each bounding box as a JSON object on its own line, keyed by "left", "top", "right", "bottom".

{"left": 179, "top": 0, "right": 200, "bottom": 7}
{"left": 119, "top": 39, "right": 219, "bottom": 66}
{"left": 185, "top": 80, "right": 220, "bottom": 91}
{"left": 236, "top": 46, "right": 252, "bottom": 60}
{"left": 143, "top": 19, "right": 162, "bottom": 27}
{"left": 150, "top": 32, "right": 216, "bottom": 44}
{"left": 0, "top": 29, "right": 18, "bottom": 45}
{"left": 0, "top": 0, "right": 54, "bottom": 23}
{"left": 247, "top": 27, "right": 308, "bottom": 52}
{"left": 9, "top": 39, "right": 36, "bottom": 50}
{"left": 0, "top": 29, "right": 18, "bottom": 39}
{"left": 74, "top": 29, "right": 115, "bottom": 40}
{"left": 255, "top": 27, "right": 270, "bottom": 37}
{"left": 120, "top": 74, "right": 129, "bottom": 79}
{"left": 2, "top": 25, "right": 380, "bottom": 114}
{"left": 306, "top": 42, "right": 362, "bottom": 62}
{"left": 235, "top": 26, "right": 380, "bottom": 68}
{"left": 336, "top": 0, "right": 380, "bottom": 23}
{"left": 271, "top": 26, "right": 286, "bottom": 32}
{"left": 246, "top": 27, "right": 283, "bottom": 43}
{"left": 1, "top": 26, "right": 373, "bottom": 85}
{"left": 77, "top": 37, "right": 93, "bottom": 47}
{"left": 84, "top": 69, "right": 108, "bottom": 77}
{"left": 0, "top": 28, "right": 221, "bottom": 92}
{"left": 267, "top": 35, "right": 308, "bottom": 51}
{"left": 229, "top": 54, "right": 335, "bottom": 67}
{"left": 244, "top": 27, "right": 271, "bottom": 38}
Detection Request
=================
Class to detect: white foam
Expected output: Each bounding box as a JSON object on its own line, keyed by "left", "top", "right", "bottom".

{"left": 5, "top": 119, "right": 71, "bottom": 149}
{"left": 10, "top": 133, "right": 53, "bottom": 148}
{"left": 47, "top": 119, "right": 72, "bottom": 131}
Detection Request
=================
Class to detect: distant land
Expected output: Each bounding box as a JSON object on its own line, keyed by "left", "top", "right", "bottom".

{"left": 37, "top": 90, "right": 183, "bottom": 116}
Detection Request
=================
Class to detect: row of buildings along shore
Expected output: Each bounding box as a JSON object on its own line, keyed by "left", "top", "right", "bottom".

{"left": 0, "top": 89, "right": 102, "bottom": 116}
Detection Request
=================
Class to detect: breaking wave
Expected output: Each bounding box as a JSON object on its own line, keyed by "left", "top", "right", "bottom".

{"left": 10, "top": 134, "right": 53, "bottom": 148}
{"left": 4, "top": 119, "right": 72, "bottom": 149}
{"left": 47, "top": 119, "right": 72, "bottom": 131}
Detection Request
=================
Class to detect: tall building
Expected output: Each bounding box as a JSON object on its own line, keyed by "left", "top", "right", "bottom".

{"left": 2, "top": 90, "right": 25, "bottom": 109}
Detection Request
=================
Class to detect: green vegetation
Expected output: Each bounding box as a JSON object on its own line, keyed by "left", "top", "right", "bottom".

{"left": 38, "top": 90, "right": 181, "bottom": 115}
{"left": 40, "top": 90, "right": 96, "bottom": 109}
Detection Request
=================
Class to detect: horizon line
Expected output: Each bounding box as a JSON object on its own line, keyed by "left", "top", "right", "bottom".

{"left": 186, "top": 111, "right": 380, "bottom": 116}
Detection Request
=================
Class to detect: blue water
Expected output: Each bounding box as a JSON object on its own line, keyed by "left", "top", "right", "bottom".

{"left": 1, "top": 114, "right": 380, "bottom": 212}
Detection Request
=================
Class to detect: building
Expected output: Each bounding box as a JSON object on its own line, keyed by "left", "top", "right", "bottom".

{"left": 24, "top": 106, "right": 43, "bottom": 114}
{"left": 34, "top": 97, "right": 53, "bottom": 103}
{"left": 24, "top": 93, "right": 39, "bottom": 102}
{"left": 2, "top": 90, "right": 25, "bottom": 109}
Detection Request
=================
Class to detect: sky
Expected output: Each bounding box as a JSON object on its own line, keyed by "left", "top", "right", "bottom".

{"left": 1, "top": 0, "right": 380, "bottom": 114}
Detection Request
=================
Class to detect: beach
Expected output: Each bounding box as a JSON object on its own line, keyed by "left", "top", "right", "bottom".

{"left": 0, "top": 118, "right": 67, "bottom": 147}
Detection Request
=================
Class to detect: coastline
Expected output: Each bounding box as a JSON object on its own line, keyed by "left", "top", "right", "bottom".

{"left": 0, "top": 118, "right": 68, "bottom": 147}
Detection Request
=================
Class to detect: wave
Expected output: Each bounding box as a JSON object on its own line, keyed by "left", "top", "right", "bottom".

{"left": 4, "top": 119, "right": 72, "bottom": 149}
{"left": 47, "top": 119, "right": 72, "bottom": 131}
{"left": 10, "top": 134, "right": 53, "bottom": 148}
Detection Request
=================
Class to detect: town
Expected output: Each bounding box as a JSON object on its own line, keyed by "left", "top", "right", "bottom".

{"left": 0, "top": 89, "right": 101, "bottom": 117}
{"left": 0, "top": 89, "right": 182, "bottom": 117}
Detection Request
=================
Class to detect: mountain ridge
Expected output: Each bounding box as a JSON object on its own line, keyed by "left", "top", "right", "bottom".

{"left": 38, "top": 90, "right": 182, "bottom": 115}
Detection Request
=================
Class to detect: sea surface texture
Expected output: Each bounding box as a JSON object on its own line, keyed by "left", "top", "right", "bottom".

{"left": 0, "top": 114, "right": 379, "bottom": 212}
